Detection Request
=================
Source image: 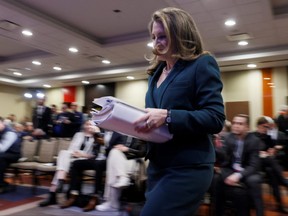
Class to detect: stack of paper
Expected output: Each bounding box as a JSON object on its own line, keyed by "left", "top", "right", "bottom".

{"left": 91, "top": 96, "right": 173, "bottom": 143}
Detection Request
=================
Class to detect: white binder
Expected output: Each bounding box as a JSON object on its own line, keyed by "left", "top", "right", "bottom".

{"left": 91, "top": 96, "right": 173, "bottom": 143}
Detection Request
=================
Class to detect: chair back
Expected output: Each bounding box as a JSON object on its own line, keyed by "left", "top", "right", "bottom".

{"left": 20, "top": 139, "right": 39, "bottom": 162}
{"left": 56, "top": 138, "right": 71, "bottom": 155}
{"left": 37, "top": 139, "right": 58, "bottom": 163}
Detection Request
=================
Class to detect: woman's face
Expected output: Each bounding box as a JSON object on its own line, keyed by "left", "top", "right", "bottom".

{"left": 151, "top": 21, "right": 172, "bottom": 61}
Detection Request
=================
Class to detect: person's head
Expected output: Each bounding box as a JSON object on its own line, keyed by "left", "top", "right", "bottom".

{"left": 83, "top": 120, "right": 99, "bottom": 134}
{"left": 231, "top": 114, "right": 250, "bottom": 137}
{"left": 0, "top": 117, "right": 5, "bottom": 131}
{"left": 61, "top": 103, "right": 68, "bottom": 112}
{"left": 147, "top": 7, "right": 206, "bottom": 74}
{"left": 14, "top": 123, "right": 24, "bottom": 133}
{"left": 8, "top": 114, "right": 16, "bottom": 122}
{"left": 37, "top": 97, "right": 46, "bottom": 106}
{"left": 25, "top": 122, "right": 34, "bottom": 132}
{"left": 256, "top": 116, "right": 270, "bottom": 134}
{"left": 51, "top": 104, "right": 57, "bottom": 113}
{"left": 70, "top": 102, "right": 78, "bottom": 111}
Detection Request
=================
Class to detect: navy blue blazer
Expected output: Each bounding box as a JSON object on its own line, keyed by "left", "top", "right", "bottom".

{"left": 146, "top": 54, "right": 225, "bottom": 168}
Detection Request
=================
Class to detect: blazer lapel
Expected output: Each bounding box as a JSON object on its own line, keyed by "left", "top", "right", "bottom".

{"left": 156, "top": 60, "right": 186, "bottom": 108}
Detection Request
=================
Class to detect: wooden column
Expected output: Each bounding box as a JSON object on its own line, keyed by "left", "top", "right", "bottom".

{"left": 262, "top": 68, "right": 273, "bottom": 117}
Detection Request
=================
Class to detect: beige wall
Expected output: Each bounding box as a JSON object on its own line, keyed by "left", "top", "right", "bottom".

{"left": 115, "top": 79, "right": 148, "bottom": 109}
{"left": 0, "top": 84, "right": 32, "bottom": 122}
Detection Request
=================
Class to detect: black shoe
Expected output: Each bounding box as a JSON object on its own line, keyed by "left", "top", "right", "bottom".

{"left": 55, "top": 180, "right": 65, "bottom": 193}
{"left": 39, "top": 192, "right": 57, "bottom": 207}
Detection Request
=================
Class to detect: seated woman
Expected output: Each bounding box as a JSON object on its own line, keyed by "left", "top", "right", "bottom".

{"left": 39, "top": 120, "right": 99, "bottom": 207}
{"left": 60, "top": 130, "right": 127, "bottom": 211}
{"left": 96, "top": 137, "right": 147, "bottom": 212}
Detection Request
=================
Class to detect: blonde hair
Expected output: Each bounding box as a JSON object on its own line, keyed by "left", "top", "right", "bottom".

{"left": 146, "top": 7, "right": 207, "bottom": 75}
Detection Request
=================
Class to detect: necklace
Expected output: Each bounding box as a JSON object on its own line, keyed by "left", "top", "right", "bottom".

{"left": 162, "top": 66, "right": 172, "bottom": 75}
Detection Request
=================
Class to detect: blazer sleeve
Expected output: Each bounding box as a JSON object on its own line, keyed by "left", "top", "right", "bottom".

{"left": 68, "top": 132, "right": 82, "bottom": 151}
{"left": 169, "top": 55, "right": 225, "bottom": 135}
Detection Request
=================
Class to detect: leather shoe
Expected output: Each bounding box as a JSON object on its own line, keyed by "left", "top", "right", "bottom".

{"left": 60, "top": 194, "right": 78, "bottom": 209}
{"left": 82, "top": 195, "right": 99, "bottom": 212}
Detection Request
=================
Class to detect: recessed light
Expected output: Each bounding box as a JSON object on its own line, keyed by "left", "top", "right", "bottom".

{"left": 82, "top": 80, "right": 90, "bottom": 84}
{"left": 22, "top": 29, "right": 33, "bottom": 36}
{"left": 24, "top": 93, "right": 32, "bottom": 98}
{"left": 36, "top": 92, "right": 45, "bottom": 98}
{"left": 225, "top": 19, "right": 236, "bottom": 26}
{"left": 53, "top": 66, "right": 62, "bottom": 71}
{"left": 263, "top": 77, "right": 271, "bottom": 80}
{"left": 43, "top": 84, "right": 51, "bottom": 88}
{"left": 127, "top": 76, "right": 135, "bottom": 80}
{"left": 102, "top": 60, "right": 111, "bottom": 64}
{"left": 147, "top": 42, "right": 153, "bottom": 48}
{"left": 32, "top": 60, "right": 41, "bottom": 65}
{"left": 25, "top": 68, "right": 31, "bottom": 70}
{"left": 247, "top": 64, "right": 257, "bottom": 68}
{"left": 69, "top": 47, "right": 78, "bottom": 53}
{"left": 238, "top": 41, "right": 248, "bottom": 46}
{"left": 13, "top": 72, "right": 22, "bottom": 76}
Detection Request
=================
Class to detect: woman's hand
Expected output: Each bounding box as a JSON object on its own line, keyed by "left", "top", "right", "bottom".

{"left": 114, "top": 144, "right": 129, "bottom": 152}
{"left": 72, "top": 150, "right": 85, "bottom": 158}
{"left": 134, "top": 108, "right": 168, "bottom": 133}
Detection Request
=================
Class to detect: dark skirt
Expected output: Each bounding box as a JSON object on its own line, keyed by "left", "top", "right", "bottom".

{"left": 140, "top": 162, "right": 213, "bottom": 216}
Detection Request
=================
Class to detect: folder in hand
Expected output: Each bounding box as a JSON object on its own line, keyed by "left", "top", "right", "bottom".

{"left": 91, "top": 96, "right": 173, "bottom": 143}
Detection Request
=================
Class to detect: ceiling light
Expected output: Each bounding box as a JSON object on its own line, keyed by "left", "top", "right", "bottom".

{"left": 24, "top": 93, "right": 32, "bottom": 98}
{"left": 263, "top": 77, "right": 271, "bottom": 80}
{"left": 25, "top": 68, "right": 31, "bottom": 70}
{"left": 36, "top": 92, "right": 45, "bottom": 98}
{"left": 32, "top": 60, "right": 41, "bottom": 65}
{"left": 102, "top": 60, "right": 111, "bottom": 64}
{"left": 53, "top": 66, "right": 62, "bottom": 71}
{"left": 225, "top": 19, "right": 236, "bottom": 26}
{"left": 69, "top": 47, "right": 78, "bottom": 53}
{"left": 238, "top": 41, "right": 248, "bottom": 46}
{"left": 82, "top": 80, "right": 90, "bottom": 84}
{"left": 147, "top": 42, "right": 153, "bottom": 48}
{"left": 127, "top": 76, "right": 135, "bottom": 80}
{"left": 43, "top": 84, "right": 51, "bottom": 88}
{"left": 22, "top": 29, "right": 33, "bottom": 36}
{"left": 247, "top": 64, "right": 257, "bottom": 68}
{"left": 13, "top": 72, "right": 22, "bottom": 76}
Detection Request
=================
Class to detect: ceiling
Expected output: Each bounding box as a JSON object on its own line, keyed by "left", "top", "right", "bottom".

{"left": 0, "top": 0, "right": 288, "bottom": 88}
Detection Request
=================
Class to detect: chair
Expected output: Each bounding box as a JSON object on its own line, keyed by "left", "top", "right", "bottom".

{"left": 33, "top": 139, "right": 59, "bottom": 189}
{"left": 9, "top": 139, "right": 40, "bottom": 185}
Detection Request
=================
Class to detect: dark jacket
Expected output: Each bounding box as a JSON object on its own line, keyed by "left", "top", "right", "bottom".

{"left": 145, "top": 54, "right": 225, "bottom": 168}
{"left": 32, "top": 106, "right": 52, "bottom": 135}
{"left": 124, "top": 137, "right": 147, "bottom": 160}
{"left": 220, "top": 132, "right": 261, "bottom": 179}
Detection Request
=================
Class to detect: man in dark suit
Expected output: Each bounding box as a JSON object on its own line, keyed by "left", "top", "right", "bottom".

{"left": 32, "top": 97, "right": 52, "bottom": 137}
{"left": 253, "top": 116, "right": 288, "bottom": 213}
{"left": 213, "top": 114, "right": 264, "bottom": 216}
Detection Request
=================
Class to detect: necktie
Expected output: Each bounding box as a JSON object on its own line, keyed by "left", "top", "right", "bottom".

{"left": 80, "top": 136, "right": 89, "bottom": 150}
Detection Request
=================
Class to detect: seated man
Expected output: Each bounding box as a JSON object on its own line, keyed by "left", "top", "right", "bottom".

{"left": 60, "top": 130, "right": 127, "bottom": 211}
{"left": 96, "top": 137, "right": 147, "bottom": 212}
{"left": 39, "top": 120, "right": 99, "bottom": 207}
{"left": 213, "top": 114, "right": 264, "bottom": 216}
{"left": 0, "top": 117, "right": 21, "bottom": 193}
{"left": 253, "top": 116, "right": 288, "bottom": 213}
